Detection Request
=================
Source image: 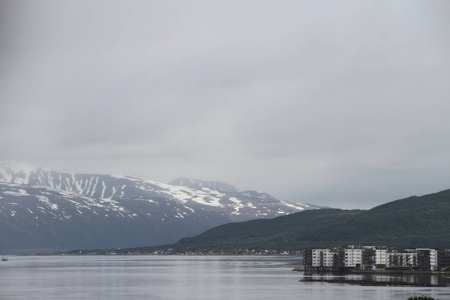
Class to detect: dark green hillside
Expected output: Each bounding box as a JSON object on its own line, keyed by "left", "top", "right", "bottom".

{"left": 124, "top": 189, "right": 450, "bottom": 253}
{"left": 349, "top": 189, "right": 450, "bottom": 249}
{"left": 173, "top": 209, "right": 363, "bottom": 252}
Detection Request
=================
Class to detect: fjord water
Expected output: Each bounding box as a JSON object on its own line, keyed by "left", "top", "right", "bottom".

{"left": 0, "top": 256, "right": 449, "bottom": 300}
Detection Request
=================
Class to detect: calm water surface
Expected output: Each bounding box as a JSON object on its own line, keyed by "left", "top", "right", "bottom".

{"left": 0, "top": 255, "right": 449, "bottom": 299}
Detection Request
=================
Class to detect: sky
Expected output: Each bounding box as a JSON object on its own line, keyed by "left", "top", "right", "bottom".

{"left": 1, "top": 1, "right": 450, "bottom": 209}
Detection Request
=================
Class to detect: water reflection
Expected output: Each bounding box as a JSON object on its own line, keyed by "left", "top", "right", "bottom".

{"left": 302, "top": 273, "right": 450, "bottom": 287}
{"left": 0, "top": 256, "right": 449, "bottom": 300}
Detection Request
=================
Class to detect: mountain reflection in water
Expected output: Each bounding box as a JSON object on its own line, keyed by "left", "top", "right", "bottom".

{"left": 1, "top": 256, "right": 450, "bottom": 300}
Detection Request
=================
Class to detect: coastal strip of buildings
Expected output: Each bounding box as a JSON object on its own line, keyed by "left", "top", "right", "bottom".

{"left": 304, "top": 245, "right": 450, "bottom": 272}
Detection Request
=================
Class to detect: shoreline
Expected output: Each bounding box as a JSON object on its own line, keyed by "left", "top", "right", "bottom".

{"left": 300, "top": 277, "right": 447, "bottom": 287}
{"left": 293, "top": 267, "right": 450, "bottom": 276}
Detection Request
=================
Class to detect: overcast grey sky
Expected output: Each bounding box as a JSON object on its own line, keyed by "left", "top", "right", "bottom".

{"left": 1, "top": 0, "right": 450, "bottom": 209}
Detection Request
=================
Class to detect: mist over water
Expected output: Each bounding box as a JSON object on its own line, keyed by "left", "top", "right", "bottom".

{"left": 1, "top": 256, "right": 449, "bottom": 300}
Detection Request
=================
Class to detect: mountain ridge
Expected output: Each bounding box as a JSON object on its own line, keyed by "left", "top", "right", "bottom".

{"left": 0, "top": 164, "right": 319, "bottom": 253}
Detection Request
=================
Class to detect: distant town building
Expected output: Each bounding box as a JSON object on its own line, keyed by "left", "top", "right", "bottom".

{"left": 304, "top": 248, "right": 336, "bottom": 268}
{"left": 304, "top": 245, "right": 450, "bottom": 272}
{"left": 342, "top": 245, "right": 363, "bottom": 268}
{"left": 386, "top": 251, "right": 415, "bottom": 269}
{"left": 438, "top": 249, "right": 450, "bottom": 270}
{"left": 375, "top": 248, "right": 388, "bottom": 267}
{"left": 415, "top": 248, "right": 438, "bottom": 271}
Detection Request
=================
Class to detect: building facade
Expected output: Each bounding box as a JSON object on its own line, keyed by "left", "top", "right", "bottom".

{"left": 304, "top": 245, "right": 448, "bottom": 272}
{"left": 416, "top": 248, "right": 438, "bottom": 271}
{"left": 438, "top": 249, "right": 450, "bottom": 270}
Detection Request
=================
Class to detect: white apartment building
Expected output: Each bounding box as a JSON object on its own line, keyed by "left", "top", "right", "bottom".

{"left": 311, "top": 249, "right": 334, "bottom": 267}
{"left": 343, "top": 247, "right": 362, "bottom": 268}
{"left": 430, "top": 249, "right": 438, "bottom": 270}
{"left": 375, "top": 249, "right": 388, "bottom": 266}
{"left": 322, "top": 249, "right": 335, "bottom": 267}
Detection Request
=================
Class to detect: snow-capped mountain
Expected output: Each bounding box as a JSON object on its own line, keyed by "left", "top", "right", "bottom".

{"left": 0, "top": 164, "right": 319, "bottom": 253}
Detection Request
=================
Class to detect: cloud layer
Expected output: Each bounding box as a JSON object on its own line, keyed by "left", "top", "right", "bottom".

{"left": 1, "top": 0, "right": 450, "bottom": 208}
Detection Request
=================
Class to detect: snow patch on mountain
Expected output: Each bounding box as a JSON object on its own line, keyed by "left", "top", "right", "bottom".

{"left": 169, "top": 177, "right": 238, "bottom": 193}
{"left": 4, "top": 189, "right": 30, "bottom": 197}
